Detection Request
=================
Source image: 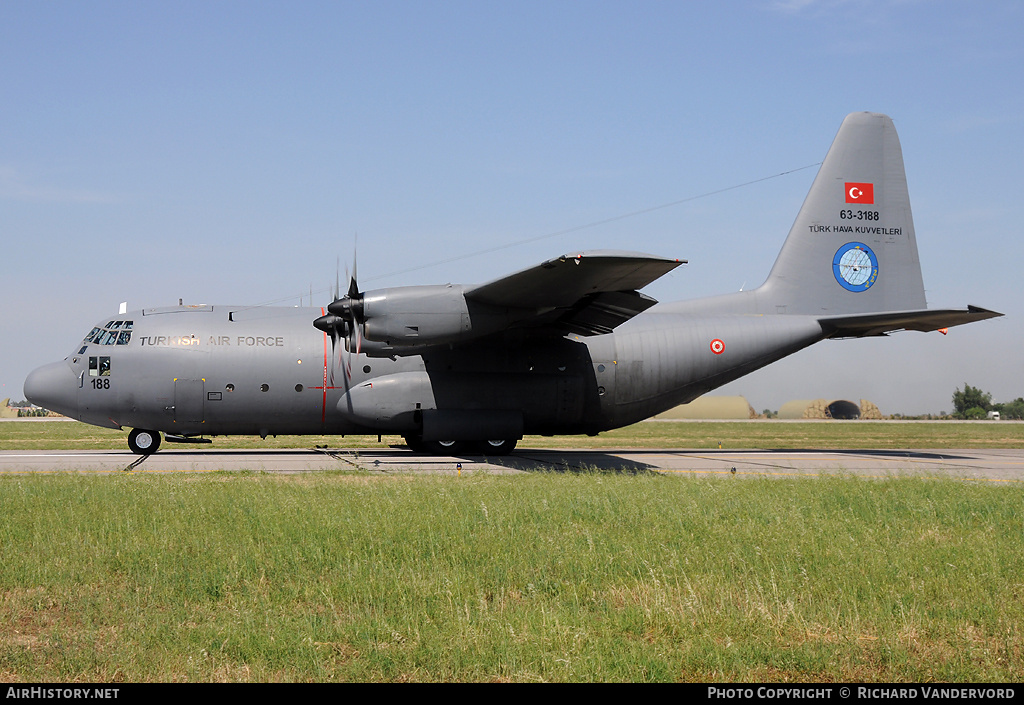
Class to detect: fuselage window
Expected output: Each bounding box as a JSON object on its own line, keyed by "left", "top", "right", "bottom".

{"left": 88, "top": 356, "right": 112, "bottom": 376}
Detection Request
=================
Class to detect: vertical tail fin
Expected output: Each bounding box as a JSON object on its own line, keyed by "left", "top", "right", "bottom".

{"left": 759, "top": 112, "right": 926, "bottom": 315}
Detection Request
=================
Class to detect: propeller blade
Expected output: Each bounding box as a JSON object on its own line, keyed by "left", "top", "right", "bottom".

{"left": 334, "top": 257, "right": 340, "bottom": 302}
{"left": 316, "top": 239, "right": 365, "bottom": 385}
{"left": 329, "top": 327, "right": 338, "bottom": 387}
{"left": 349, "top": 235, "right": 359, "bottom": 297}
{"left": 347, "top": 265, "right": 359, "bottom": 300}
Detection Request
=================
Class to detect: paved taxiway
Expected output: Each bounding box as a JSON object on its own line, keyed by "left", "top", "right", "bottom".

{"left": 1, "top": 447, "right": 1023, "bottom": 482}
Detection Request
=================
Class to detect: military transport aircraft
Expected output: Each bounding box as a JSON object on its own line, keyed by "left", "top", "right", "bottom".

{"left": 24, "top": 112, "right": 1001, "bottom": 456}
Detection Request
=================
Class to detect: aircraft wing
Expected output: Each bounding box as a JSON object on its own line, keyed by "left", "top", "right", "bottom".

{"left": 465, "top": 250, "right": 684, "bottom": 334}
{"left": 819, "top": 305, "right": 1003, "bottom": 338}
{"left": 467, "top": 250, "right": 683, "bottom": 308}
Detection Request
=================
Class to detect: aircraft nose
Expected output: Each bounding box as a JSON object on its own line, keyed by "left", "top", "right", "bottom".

{"left": 24, "top": 362, "right": 79, "bottom": 418}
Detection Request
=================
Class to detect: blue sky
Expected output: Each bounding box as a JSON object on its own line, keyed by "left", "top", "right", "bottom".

{"left": 3, "top": 0, "right": 1021, "bottom": 415}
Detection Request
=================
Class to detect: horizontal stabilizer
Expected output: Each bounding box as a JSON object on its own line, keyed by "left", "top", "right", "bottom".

{"left": 819, "top": 306, "right": 1003, "bottom": 338}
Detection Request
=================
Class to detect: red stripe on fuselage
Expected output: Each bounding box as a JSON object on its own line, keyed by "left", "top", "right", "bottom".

{"left": 321, "top": 307, "right": 328, "bottom": 426}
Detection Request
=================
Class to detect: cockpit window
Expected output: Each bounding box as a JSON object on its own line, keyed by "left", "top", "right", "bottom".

{"left": 83, "top": 320, "right": 134, "bottom": 346}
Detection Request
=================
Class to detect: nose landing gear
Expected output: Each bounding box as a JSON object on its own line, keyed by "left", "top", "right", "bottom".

{"left": 127, "top": 428, "right": 162, "bottom": 455}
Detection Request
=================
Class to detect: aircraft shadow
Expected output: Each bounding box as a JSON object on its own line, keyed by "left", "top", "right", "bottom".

{"left": 477, "top": 447, "right": 981, "bottom": 475}
{"left": 757, "top": 448, "right": 977, "bottom": 461}
{"left": 477, "top": 450, "right": 659, "bottom": 475}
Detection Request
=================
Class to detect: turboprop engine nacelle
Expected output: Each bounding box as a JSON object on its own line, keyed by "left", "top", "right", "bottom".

{"left": 358, "top": 284, "right": 512, "bottom": 347}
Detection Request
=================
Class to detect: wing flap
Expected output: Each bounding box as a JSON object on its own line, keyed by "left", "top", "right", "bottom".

{"left": 558, "top": 290, "right": 660, "bottom": 336}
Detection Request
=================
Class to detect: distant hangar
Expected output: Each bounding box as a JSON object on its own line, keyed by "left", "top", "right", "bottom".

{"left": 655, "top": 396, "right": 757, "bottom": 420}
{"left": 777, "top": 399, "right": 882, "bottom": 420}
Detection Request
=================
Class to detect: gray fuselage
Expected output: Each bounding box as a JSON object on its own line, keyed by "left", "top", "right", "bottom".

{"left": 34, "top": 301, "right": 826, "bottom": 439}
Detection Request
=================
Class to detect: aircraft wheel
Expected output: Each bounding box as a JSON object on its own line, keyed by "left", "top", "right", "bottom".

{"left": 476, "top": 439, "right": 517, "bottom": 456}
{"left": 403, "top": 435, "right": 429, "bottom": 453}
{"left": 128, "top": 428, "right": 161, "bottom": 455}
{"left": 425, "top": 439, "right": 466, "bottom": 456}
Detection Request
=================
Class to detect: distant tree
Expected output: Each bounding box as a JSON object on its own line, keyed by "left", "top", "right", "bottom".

{"left": 952, "top": 384, "right": 992, "bottom": 418}
{"left": 993, "top": 398, "right": 1024, "bottom": 420}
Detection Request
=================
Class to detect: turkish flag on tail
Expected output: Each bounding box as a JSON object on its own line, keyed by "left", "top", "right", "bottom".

{"left": 845, "top": 182, "right": 874, "bottom": 204}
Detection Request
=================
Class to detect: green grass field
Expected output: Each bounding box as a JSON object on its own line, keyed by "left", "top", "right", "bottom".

{"left": 2, "top": 472, "right": 1022, "bottom": 682}
{"left": 1, "top": 420, "right": 1022, "bottom": 682}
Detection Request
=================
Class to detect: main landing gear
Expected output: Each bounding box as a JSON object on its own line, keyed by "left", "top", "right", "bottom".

{"left": 477, "top": 438, "right": 517, "bottom": 455}
{"left": 403, "top": 436, "right": 518, "bottom": 456}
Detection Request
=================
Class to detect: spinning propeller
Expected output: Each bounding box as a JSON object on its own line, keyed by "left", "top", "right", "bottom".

{"left": 313, "top": 250, "right": 365, "bottom": 382}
